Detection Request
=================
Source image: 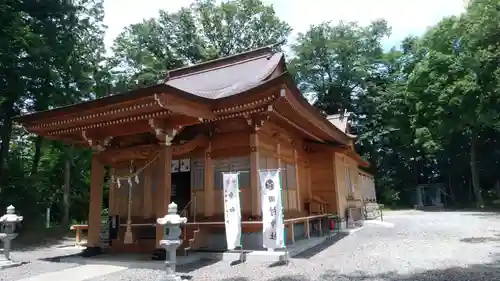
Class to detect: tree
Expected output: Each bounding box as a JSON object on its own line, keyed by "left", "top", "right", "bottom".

{"left": 0, "top": 0, "right": 106, "bottom": 225}
{"left": 109, "top": 0, "right": 292, "bottom": 90}
{"left": 289, "top": 20, "right": 391, "bottom": 114}
{"left": 288, "top": 20, "right": 421, "bottom": 203}
{"left": 407, "top": 0, "right": 500, "bottom": 207}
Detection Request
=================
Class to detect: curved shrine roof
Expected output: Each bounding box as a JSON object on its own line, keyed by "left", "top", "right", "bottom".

{"left": 166, "top": 52, "right": 283, "bottom": 99}
{"left": 13, "top": 44, "right": 357, "bottom": 146}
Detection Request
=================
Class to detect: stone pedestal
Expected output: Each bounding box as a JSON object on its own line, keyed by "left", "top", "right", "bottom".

{"left": 156, "top": 202, "right": 187, "bottom": 281}
{"left": 347, "top": 208, "right": 355, "bottom": 228}
{"left": 0, "top": 205, "right": 23, "bottom": 270}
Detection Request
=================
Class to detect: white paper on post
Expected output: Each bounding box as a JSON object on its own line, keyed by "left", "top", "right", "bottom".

{"left": 223, "top": 172, "right": 242, "bottom": 250}
{"left": 259, "top": 169, "right": 285, "bottom": 249}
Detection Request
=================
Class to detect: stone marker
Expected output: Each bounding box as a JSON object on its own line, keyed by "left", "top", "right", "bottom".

{"left": 156, "top": 202, "right": 187, "bottom": 281}
{"left": 0, "top": 205, "right": 23, "bottom": 269}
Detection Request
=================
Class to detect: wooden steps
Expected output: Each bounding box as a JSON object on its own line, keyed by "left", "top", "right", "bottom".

{"left": 179, "top": 224, "right": 202, "bottom": 256}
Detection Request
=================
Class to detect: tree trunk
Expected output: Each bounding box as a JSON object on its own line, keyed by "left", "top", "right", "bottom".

{"left": 496, "top": 180, "right": 500, "bottom": 199}
{"left": 30, "top": 136, "right": 43, "bottom": 176}
{"left": 470, "top": 133, "right": 484, "bottom": 207}
{"left": 448, "top": 174, "right": 456, "bottom": 205}
{"left": 62, "top": 146, "right": 72, "bottom": 226}
{"left": 0, "top": 102, "right": 15, "bottom": 186}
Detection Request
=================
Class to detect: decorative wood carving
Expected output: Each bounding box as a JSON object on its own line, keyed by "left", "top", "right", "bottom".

{"left": 101, "top": 144, "right": 158, "bottom": 164}
{"left": 113, "top": 133, "right": 156, "bottom": 148}
{"left": 148, "top": 118, "right": 181, "bottom": 146}
{"left": 81, "top": 130, "right": 113, "bottom": 152}
{"left": 171, "top": 134, "right": 208, "bottom": 155}
{"left": 100, "top": 133, "right": 209, "bottom": 164}
{"left": 245, "top": 114, "right": 270, "bottom": 132}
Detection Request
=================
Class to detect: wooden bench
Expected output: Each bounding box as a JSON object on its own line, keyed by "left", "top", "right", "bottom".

{"left": 70, "top": 224, "right": 88, "bottom": 245}
{"left": 305, "top": 196, "right": 328, "bottom": 215}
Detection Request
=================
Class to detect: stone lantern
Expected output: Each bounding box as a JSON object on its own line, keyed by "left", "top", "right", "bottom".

{"left": 156, "top": 202, "right": 187, "bottom": 281}
{"left": 0, "top": 205, "right": 23, "bottom": 269}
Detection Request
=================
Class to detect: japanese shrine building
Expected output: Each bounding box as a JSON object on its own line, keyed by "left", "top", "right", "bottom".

{"left": 14, "top": 45, "right": 374, "bottom": 256}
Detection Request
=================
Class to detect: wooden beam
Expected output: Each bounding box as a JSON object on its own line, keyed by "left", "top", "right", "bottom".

{"left": 282, "top": 85, "right": 351, "bottom": 144}
{"left": 294, "top": 148, "right": 301, "bottom": 213}
{"left": 172, "top": 134, "right": 209, "bottom": 155}
{"left": 87, "top": 154, "right": 105, "bottom": 247}
{"left": 46, "top": 110, "right": 172, "bottom": 137}
{"left": 143, "top": 165, "right": 153, "bottom": 218}
{"left": 27, "top": 97, "right": 161, "bottom": 132}
{"left": 155, "top": 93, "right": 214, "bottom": 120}
{"left": 99, "top": 144, "right": 158, "bottom": 164}
{"left": 204, "top": 141, "right": 214, "bottom": 217}
{"left": 99, "top": 134, "right": 209, "bottom": 164}
{"left": 250, "top": 132, "right": 261, "bottom": 217}
{"left": 306, "top": 165, "right": 312, "bottom": 201}
{"left": 109, "top": 168, "right": 116, "bottom": 216}
{"left": 269, "top": 111, "right": 324, "bottom": 143}
{"left": 155, "top": 144, "right": 172, "bottom": 248}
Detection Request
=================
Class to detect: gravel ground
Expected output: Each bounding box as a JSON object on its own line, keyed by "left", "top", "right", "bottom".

{"left": 1, "top": 238, "right": 82, "bottom": 281}
{"left": 5, "top": 210, "right": 500, "bottom": 281}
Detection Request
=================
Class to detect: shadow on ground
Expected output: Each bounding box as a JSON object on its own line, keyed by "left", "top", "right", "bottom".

{"left": 219, "top": 255, "right": 500, "bottom": 280}
{"left": 293, "top": 233, "right": 349, "bottom": 259}
{"left": 460, "top": 233, "right": 500, "bottom": 243}
{"left": 41, "top": 252, "right": 219, "bottom": 273}
{"left": 177, "top": 259, "right": 220, "bottom": 273}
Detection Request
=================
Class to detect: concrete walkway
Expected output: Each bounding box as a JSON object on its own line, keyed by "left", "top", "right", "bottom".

{"left": 15, "top": 264, "right": 127, "bottom": 281}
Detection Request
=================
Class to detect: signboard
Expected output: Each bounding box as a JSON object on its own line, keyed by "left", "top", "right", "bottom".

{"left": 259, "top": 169, "right": 285, "bottom": 249}
{"left": 223, "top": 172, "right": 242, "bottom": 250}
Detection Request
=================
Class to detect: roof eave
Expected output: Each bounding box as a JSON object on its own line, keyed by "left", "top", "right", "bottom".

{"left": 280, "top": 73, "right": 354, "bottom": 144}
{"left": 12, "top": 83, "right": 212, "bottom": 124}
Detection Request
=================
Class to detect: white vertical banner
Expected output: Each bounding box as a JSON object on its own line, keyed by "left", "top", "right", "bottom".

{"left": 223, "top": 172, "right": 242, "bottom": 250}
{"left": 259, "top": 169, "right": 285, "bottom": 249}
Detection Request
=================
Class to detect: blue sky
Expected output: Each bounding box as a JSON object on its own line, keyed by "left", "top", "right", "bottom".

{"left": 103, "top": 0, "right": 467, "bottom": 51}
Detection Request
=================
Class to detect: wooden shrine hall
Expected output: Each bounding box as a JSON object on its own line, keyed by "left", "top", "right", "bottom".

{"left": 14, "top": 44, "right": 371, "bottom": 257}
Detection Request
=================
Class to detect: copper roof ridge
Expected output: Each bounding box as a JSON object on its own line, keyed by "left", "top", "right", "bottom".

{"left": 166, "top": 42, "right": 283, "bottom": 80}
{"left": 212, "top": 54, "right": 283, "bottom": 99}
{"left": 167, "top": 52, "right": 273, "bottom": 82}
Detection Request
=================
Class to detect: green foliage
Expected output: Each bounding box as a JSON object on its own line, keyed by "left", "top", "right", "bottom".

{"left": 290, "top": 0, "right": 500, "bottom": 207}
{"left": 3, "top": 0, "right": 500, "bottom": 230}
{"left": 0, "top": 0, "right": 106, "bottom": 225}
{"left": 109, "top": 0, "right": 292, "bottom": 91}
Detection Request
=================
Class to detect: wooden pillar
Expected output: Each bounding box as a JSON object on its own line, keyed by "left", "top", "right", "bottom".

{"left": 204, "top": 142, "right": 214, "bottom": 217}
{"left": 108, "top": 168, "right": 116, "bottom": 215}
{"left": 332, "top": 154, "right": 342, "bottom": 216}
{"left": 306, "top": 164, "right": 312, "bottom": 200}
{"left": 143, "top": 165, "right": 153, "bottom": 218}
{"left": 155, "top": 144, "right": 172, "bottom": 247}
{"left": 250, "top": 133, "right": 261, "bottom": 217}
{"left": 87, "top": 154, "right": 105, "bottom": 247}
{"left": 293, "top": 149, "right": 301, "bottom": 213}
{"left": 276, "top": 142, "right": 286, "bottom": 212}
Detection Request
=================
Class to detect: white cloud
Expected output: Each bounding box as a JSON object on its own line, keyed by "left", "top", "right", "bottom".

{"left": 103, "top": 0, "right": 466, "bottom": 50}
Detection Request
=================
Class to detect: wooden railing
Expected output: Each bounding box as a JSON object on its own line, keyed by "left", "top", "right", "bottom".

{"left": 70, "top": 212, "right": 331, "bottom": 247}
{"left": 177, "top": 214, "right": 331, "bottom": 245}
{"left": 180, "top": 194, "right": 197, "bottom": 223}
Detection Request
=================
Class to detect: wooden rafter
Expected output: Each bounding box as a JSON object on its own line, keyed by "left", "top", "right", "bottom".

{"left": 154, "top": 93, "right": 214, "bottom": 120}
{"left": 99, "top": 133, "right": 209, "bottom": 164}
